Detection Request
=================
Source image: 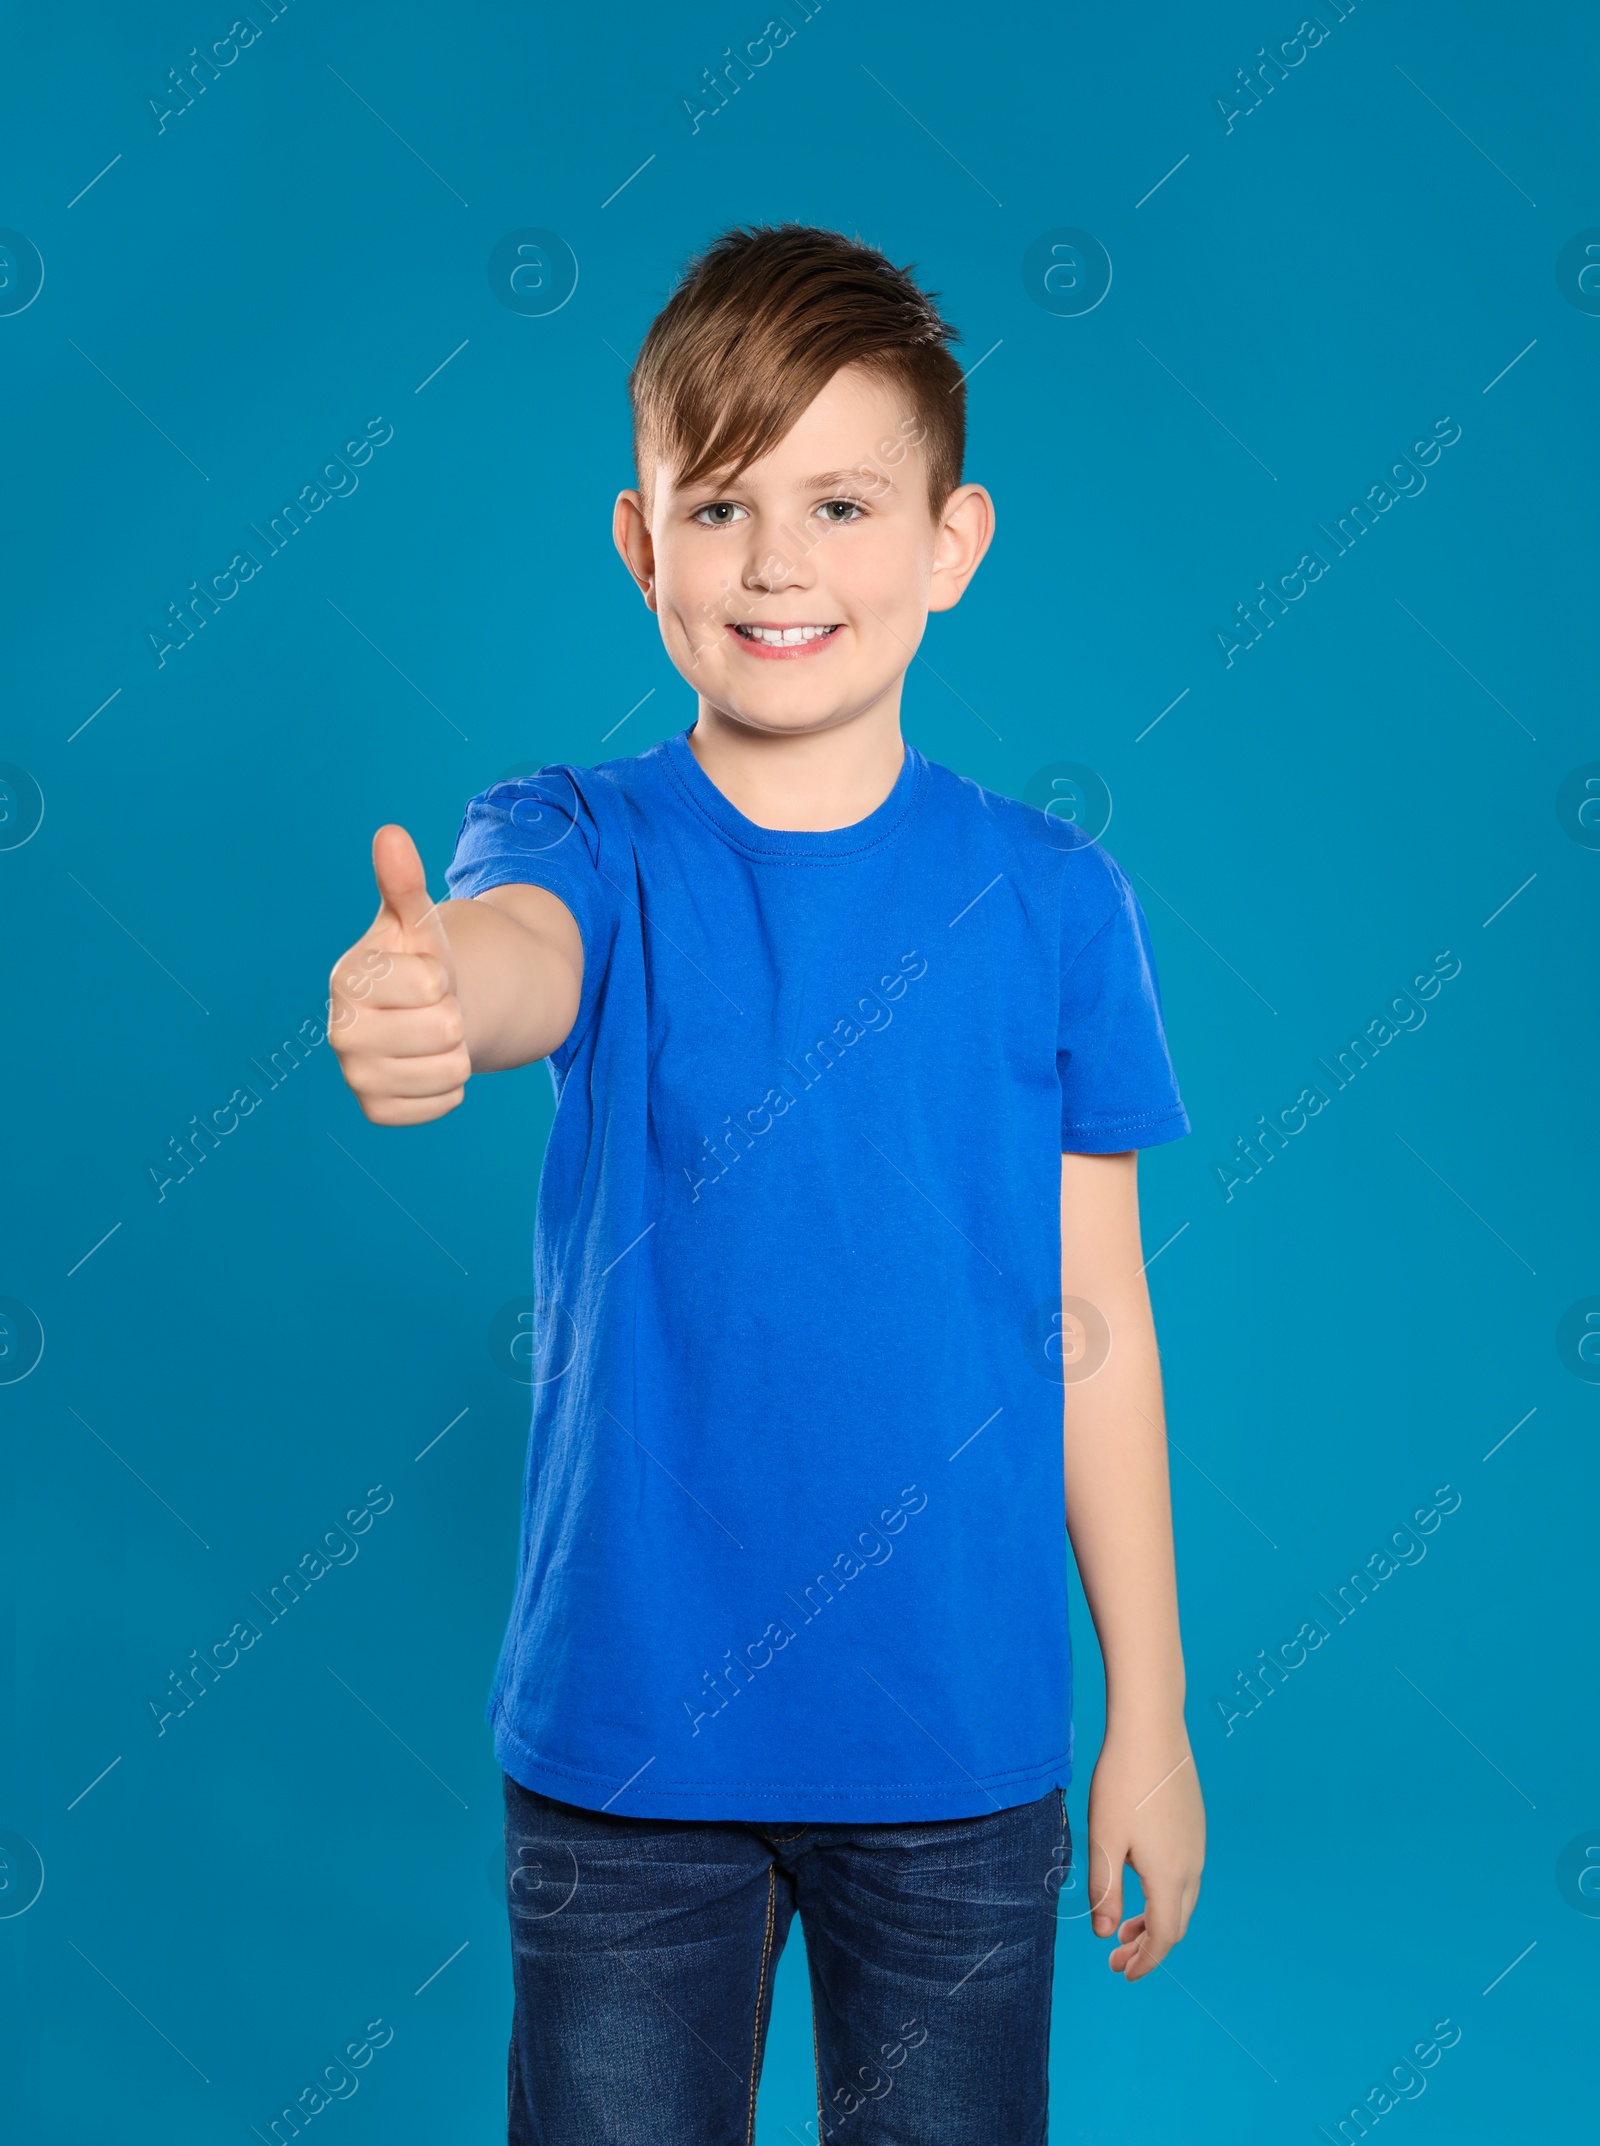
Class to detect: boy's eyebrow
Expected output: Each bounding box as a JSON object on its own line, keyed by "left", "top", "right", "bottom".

{"left": 796, "top": 468, "right": 895, "bottom": 491}
{"left": 674, "top": 465, "right": 896, "bottom": 497}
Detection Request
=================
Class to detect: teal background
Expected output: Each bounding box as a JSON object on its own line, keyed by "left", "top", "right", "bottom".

{"left": 3, "top": 0, "right": 1596, "bottom": 2138}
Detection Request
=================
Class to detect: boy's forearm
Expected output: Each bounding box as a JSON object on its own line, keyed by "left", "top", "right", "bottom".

{"left": 438, "top": 893, "right": 581, "bottom": 1071}
{"left": 1061, "top": 1302, "right": 1186, "bottom": 1729}
{"left": 1058, "top": 1153, "right": 1188, "bottom": 1734}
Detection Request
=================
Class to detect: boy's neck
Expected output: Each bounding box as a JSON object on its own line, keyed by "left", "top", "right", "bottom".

{"left": 686, "top": 698, "right": 907, "bottom": 833}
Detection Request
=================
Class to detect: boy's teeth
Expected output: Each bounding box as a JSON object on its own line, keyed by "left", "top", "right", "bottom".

{"left": 739, "top": 623, "right": 836, "bottom": 645}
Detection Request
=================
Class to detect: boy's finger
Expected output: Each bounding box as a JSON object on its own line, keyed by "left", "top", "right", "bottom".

{"left": 371, "top": 823, "right": 428, "bottom": 923}
{"left": 1111, "top": 1931, "right": 1157, "bottom": 1980}
{"left": 1092, "top": 1869, "right": 1124, "bottom": 1936}
{"left": 1121, "top": 1893, "right": 1181, "bottom": 1978}
{"left": 346, "top": 1006, "right": 465, "bottom": 1059}
{"left": 347, "top": 950, "right": 454, "bottom": 1010}
{"left": 356, "top": 1086, "right": 467, "bottom": 1128}
{"left": 331, "top": 939, "right": 393, "bottom": 1002}
{"left": 1173, "top": 1875, "right": 1199, "bottom": 1943}
{"left": 371, "top": 824, "right": 454, "bottom": 961}
{"left": 355, "top": 1049, "right": 472, "bottom": 1099}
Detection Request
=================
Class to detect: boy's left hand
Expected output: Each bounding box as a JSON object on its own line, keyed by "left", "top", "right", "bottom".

{"left": 1084, "top": 1720, "right": 1205, "bottom": 1981}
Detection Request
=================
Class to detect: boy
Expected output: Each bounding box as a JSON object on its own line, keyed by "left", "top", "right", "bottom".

{"left": 329, "top": 224, "right": 1205, "bottom": 2144}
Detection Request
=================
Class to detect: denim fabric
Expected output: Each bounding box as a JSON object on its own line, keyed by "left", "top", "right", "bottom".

{"left": 503, "top": 1770, "right": 1069, "bottom": 2144}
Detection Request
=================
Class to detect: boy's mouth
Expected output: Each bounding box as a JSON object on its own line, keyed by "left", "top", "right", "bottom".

{"left": 728, "top": 621, "right": 842, "bottom": 659}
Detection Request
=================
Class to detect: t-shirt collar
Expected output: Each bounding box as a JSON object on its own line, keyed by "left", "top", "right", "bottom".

{"left": 661, "top": 726, "right": 927, "bottom": 862}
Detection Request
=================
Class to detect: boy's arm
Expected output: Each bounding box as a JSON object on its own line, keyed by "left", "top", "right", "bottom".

{"left": 1059, "top": 1148, "right": 1205, "bottom": 1982}
{"left": 329, "top": 825, "right": 582, "bottom": 1125}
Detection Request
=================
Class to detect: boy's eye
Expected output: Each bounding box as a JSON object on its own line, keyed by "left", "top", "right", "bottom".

{"left": 815, "top": 498, "right": 865, "bottom": 524}
{"left": 691, "top": 501, "right": 748, "bottom": 526}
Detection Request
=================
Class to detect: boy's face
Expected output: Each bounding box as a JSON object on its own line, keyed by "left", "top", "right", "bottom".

{"left": 614, "top": 363, "right": 993, "bottom": 738}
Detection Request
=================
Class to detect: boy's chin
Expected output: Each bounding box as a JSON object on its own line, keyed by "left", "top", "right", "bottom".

{"left": 696, "top": 689, "right": 886, "bottom": 738}
{"left": 672, "top": 650, "right": 903, "bottom": 736}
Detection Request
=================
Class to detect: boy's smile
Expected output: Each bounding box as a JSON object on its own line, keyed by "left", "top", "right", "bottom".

{"left": 728, "top": 619, "right": 842, "bottom": 657}
{"left": 615, "top": 362, "right": 993, "bottom": 749}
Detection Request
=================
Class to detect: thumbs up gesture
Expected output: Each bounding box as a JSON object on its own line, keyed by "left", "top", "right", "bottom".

{"left": 329, "top": 827, "right": 471, "bottom": 1125}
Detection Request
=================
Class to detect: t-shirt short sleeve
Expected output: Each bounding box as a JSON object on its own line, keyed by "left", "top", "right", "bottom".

{"left": 1057, "top": 857, "right": 1190, "bottom": 1153}
{"left": 445, "top": 770, "right": 619, "bottom": 1042}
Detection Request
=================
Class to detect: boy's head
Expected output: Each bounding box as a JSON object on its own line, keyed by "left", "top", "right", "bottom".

{"left": 615, "top": 224, "right": 993, "bottom": 740}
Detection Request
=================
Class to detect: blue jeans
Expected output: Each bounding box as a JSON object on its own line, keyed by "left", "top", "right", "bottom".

{"left": 502, "top": 1771, "right": 1069, "bottom": 2144}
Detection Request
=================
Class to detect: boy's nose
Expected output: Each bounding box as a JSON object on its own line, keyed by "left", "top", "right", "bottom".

{"left": 738, "top": 519, "right": 815, "bottom": 596}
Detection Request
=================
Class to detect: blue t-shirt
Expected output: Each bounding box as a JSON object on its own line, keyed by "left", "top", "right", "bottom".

{"left": 447, "top": 729, "right": 1188, "bottom": 1821}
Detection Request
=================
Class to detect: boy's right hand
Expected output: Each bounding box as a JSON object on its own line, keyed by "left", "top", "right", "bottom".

{"left": 329, "top": 826, "right": 472, "bottom": 1125}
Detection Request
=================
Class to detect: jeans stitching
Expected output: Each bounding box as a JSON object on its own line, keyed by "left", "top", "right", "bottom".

{"left": 811, "top": 1982, "right": 824, "bottom": 2145}
{"left": 746, "top": 1866, "right": 776, "bottom": 2146}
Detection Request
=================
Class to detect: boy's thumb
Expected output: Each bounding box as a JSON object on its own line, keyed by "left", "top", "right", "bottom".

{"left": 371, "top": 825, "right": 447, "bottom": 949}
{"left": 1092, "top": 1859, "right": 1123, "bottom": 1936}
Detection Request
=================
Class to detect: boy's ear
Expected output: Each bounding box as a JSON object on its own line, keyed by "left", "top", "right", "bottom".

{"left": 613, "top": 488, "right": 658, "bottom": 612}
{"left": 927, "top": 482, "right": 995, "bottom": 615}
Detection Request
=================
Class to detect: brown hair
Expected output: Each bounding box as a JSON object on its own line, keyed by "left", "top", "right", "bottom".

{"left": 629, "top": 223, "right": 966, "bottom": 515}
